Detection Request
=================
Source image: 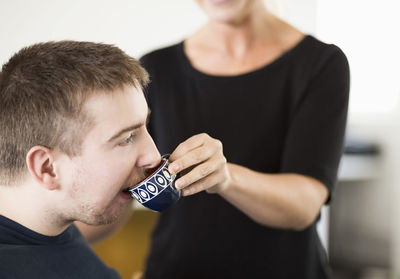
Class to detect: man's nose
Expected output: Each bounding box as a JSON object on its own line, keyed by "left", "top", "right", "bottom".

{"left": 136, "top": 131, "right": 161, "bottom": 169}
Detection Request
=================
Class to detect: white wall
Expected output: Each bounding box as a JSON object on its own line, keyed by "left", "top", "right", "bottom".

{"left": 316, "top": 0, "right": 400, "bottom": 274}
{"left": 316, "top": 0, "right": 400, "bottom": 120}
{"left": 0, "top": 0, "right": 207, "bottom": 63}
{"left": 0, "top": 0, "right": 317, "bottom": 64}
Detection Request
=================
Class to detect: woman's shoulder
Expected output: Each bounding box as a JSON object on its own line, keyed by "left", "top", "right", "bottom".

{"left": 300, "top": 35, "right": 347, "bottom": 63}
{"left": 140, "top": 42, "right": 183, "bottom": 67}
{"left": 294, "top": 35, "right": 349, "bottom": 77}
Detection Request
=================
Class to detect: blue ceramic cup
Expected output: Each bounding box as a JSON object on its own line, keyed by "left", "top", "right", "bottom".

{"left": 127, "top": 155, "right": 181, "bottom": 212}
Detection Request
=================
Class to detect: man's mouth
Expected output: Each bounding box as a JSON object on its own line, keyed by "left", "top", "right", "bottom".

{"left": 120, "top": 174, "right": 148, "bottom": 195}
{"left": 122, "top": 179, "right": 142, "bottom": 194}
{"left": 121, "top": 175, "right": 146, "bottom": 195}
{"left": 120, "top": 160, "right": 164, "bottom": 197}
{"left": 122, "top": 186, "right": 131, "bottom": 193}
{"left": 120, "top": 185, "right": 134, "bottom": 200}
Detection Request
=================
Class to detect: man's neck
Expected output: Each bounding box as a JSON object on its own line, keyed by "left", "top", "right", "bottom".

{"left": 0, "top": 182, "right": 70, "bottom": 236}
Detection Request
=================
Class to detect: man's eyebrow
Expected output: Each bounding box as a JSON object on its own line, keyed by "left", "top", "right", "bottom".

{"left": 107, "top": 109, "right": 151, "bottom": 143}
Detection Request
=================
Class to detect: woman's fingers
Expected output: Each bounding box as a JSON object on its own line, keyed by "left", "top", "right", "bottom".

{"left": 168, "top": 133, "right": 229, "bottom": 195}
{"left": 174, "top": 156, "right": 224, "bottom": 190}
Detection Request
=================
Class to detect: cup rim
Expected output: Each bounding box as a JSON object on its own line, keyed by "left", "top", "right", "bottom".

{"left": 127, "top": 154, "right": 169, "bottom": 191}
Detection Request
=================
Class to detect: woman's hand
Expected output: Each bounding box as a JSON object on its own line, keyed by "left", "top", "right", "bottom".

{"left": 168, "top": 133, "right": 231, "bottom": 196}
{"left": 167, "top": 133, "right": 328, "bottom": 229}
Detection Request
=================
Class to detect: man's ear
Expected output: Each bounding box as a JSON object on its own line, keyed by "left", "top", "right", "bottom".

{"left": 26, "top": 146, "right": 59, "bottom": 190}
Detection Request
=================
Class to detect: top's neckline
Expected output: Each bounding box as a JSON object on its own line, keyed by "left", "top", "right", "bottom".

{"left": 178, "top": 35, "right": 313, "bottom": 80}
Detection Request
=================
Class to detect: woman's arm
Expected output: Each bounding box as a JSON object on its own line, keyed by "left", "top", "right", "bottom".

{"left": 221, "top": 163, "right": 328, "bottom": 230}
{"left": 168, "top": 133, "right": 328, "bottom": 231}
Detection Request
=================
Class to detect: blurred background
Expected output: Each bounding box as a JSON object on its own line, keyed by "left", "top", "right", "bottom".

{"left": 1, "top": 0, "right": 400, "bottom": 278}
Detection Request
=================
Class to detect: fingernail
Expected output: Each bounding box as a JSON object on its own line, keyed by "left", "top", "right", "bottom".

{"left": 174, "top": 179, "right": 183, "bottom": 189}
{"left": 169, "top": 164, "right": 179, "bottom": 174}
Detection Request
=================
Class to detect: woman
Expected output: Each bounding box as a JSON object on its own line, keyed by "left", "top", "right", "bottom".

{"left": 141, "top": 0, "right": 349, "bottom": 278}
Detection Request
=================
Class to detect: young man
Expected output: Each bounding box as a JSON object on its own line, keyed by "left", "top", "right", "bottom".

{"left": 0, "top": 41, "right": 161, "bottom": 278}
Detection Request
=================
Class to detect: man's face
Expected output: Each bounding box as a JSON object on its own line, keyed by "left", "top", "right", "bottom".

{"left": 55, "top": 85, "right": 160, "bottom": 225}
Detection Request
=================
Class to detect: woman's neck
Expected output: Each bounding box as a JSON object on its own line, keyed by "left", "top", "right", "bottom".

{"left": 184, "top": 6, "right": 304, "bottom": 76}
{"left": 190, "top": 6, "right": 277, "bottom": 58}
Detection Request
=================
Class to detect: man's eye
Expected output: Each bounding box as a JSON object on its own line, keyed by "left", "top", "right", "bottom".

{"left": 119, "top": 132, "right": 137, "bottom": 146}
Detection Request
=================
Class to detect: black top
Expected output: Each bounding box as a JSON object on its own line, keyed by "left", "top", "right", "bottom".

{"left": 141, "top": 35, "right": 350, "bottom": 279}
{"left": 0, "top": 215, "right": 120, "bottom": 279}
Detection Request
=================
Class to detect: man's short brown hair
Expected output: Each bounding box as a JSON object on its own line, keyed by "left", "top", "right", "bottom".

{"left": 0, "top": 41, "right": 149, "bottom": 185}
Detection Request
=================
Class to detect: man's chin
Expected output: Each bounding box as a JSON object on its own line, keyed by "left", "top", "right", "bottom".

{"left": 85, "top": 207, "right": 129, "bottom": 226}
